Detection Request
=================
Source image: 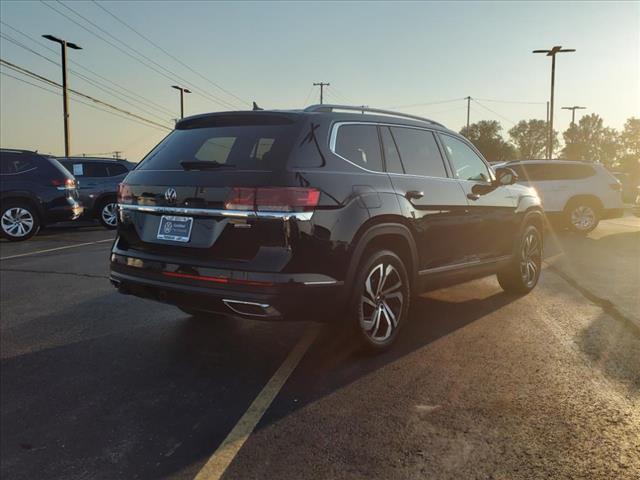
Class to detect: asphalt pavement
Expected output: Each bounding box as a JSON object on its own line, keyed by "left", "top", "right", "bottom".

{"left": 1, "top": 218, "right": 638, "bottom": 480}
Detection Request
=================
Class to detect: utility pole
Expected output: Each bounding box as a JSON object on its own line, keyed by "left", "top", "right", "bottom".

{"left": 533, "top": 46, "right": 575, "bottom": 159}
{"left": 171, "top": 85, "right": 191, "bottom": 119}
{"left": 561, "top": 106, "right": 586, "bottom": 126}
{"left": 42, "top": 35, "right": 82, "bottom": 157}
{"left": 465, "top": 96, "right": 471, "bottom": 130}
{"left": 313, "top": 82, "right": 330, "bottom": 104}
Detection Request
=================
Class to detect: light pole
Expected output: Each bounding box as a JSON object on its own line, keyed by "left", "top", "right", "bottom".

{"left": 561, "top": 106, "right": 586, "bottom": 126}
{"left": 533, "top": 46, "right": 575, "bottom": 159}
{"left": 171, "top": 85, "right": 191, "bottom": 119}
{"left": 43, "top": 34, "right": 81, "bottom": 157}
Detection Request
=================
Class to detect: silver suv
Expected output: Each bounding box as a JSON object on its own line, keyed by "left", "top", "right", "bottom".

{"left": 499, "top": 160, "right": 624, "bottom": 233}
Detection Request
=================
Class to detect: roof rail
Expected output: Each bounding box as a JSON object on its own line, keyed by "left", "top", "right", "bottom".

{"left": 303, "top": 104, "right": 445, "bottom": 128}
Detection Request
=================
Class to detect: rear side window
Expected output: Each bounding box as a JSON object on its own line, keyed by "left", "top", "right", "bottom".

{"left": 390, "top": 127, "right": 447, "bottom": 177}
{"left": 334, "top": 124, "right": 383, "bottom": 172}
{"left": 513, "top": 163, "right": 595, "bottom": 181}
{"left": 83, "top": 163, "right": 110, "bottom": 177}
{"left": 0, "top": 153, "right": 36, "bottom": 175}
{"left": 139, "top": 122, "right": 303, "bottom": 171}
{"left": 107, "top": 164, "right": 129, "bottom": 176}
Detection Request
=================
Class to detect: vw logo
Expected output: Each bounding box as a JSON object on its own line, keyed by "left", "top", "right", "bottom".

{"left": 164, "top": 188, "right": 177, "bottom": 203}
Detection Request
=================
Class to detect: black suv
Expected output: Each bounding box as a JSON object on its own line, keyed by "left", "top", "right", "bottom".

{"left": 110, "top": 105, "right": 543, "bottom": 351}
{"left": 59, "top": 157, "right": 134, "bottom": 229}
{"left": 1, "top": 149, "right": 83, "bottom": 241}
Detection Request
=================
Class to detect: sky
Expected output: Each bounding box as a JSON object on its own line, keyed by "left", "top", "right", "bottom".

{"left": 1, "top": 0, "right": 638, "bottom": 161}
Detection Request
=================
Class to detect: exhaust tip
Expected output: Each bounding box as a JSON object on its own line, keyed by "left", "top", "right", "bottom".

{"left": 223, "top": 299, "right": 280, "bottom": 318}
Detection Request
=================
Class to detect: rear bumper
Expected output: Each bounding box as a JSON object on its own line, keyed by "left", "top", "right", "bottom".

{"left": 109, "top": 251, "right": 346, "bottom": 322}
{"left": 44, "top": 203, "right": 84, "bottom": 223}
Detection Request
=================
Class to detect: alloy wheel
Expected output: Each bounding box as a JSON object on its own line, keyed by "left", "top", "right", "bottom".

{"left": 520, "top": 230, "right": 541, "bottom": 288}
{"left": 360, "top": 263, "right": 404, "bottom": 343}
{"left": 570, "top": 205, "right": 596, "bottom": 231}
{"left": 101, "top": 202, "right": 118, "bottom": 227}
{"left": 1, "top": 207, "right": 34, "bottom": 238}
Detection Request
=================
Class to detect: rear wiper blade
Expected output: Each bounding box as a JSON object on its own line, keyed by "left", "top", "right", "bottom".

{"left": 180, "top": 160, "right": 236, "bottom": 170}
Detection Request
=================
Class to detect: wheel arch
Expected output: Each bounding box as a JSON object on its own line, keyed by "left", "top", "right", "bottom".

{"left": 93, "top": 192, "right": 117, "bottom": 218}
{"left": 0, "top": 194, "right": 44, "bottom": 222}
{"left": 345, "top": 220, "right": 419, "bottom": 297}
{"left": 564, "top": 194, "right": 604, "bottom": 213}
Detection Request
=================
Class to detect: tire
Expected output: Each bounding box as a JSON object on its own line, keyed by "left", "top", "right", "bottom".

{"left": 0, "top": 201, "right": 40, "bottom": 241}
{"left": 565, "top": 200, "right": 600, "bottom": 234}
{"left": 177, "top": 305, "right": 225, "bottom": 320}
{"left": 497, "top": 224, "right": 542, "bottom": 294}
{"left": 97, "top": 198, "right": 118, "bottom": 229}
{"left": 348, "top": 249, "right": 411, "bottom": 352}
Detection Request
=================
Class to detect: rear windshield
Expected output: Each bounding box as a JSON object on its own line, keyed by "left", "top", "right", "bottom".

{"left": 138, "top": 123, "right": 304, "bottom": 171}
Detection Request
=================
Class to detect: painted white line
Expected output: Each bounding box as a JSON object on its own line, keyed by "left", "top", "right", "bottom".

{"left": 194, "top": 326, "right": 320, "bottom": 480}
{"left": 0, "top": 238, "right": 113, "bottom": 261}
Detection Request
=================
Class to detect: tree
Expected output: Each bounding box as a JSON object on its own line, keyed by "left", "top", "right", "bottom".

{"left": 508, "top": 119, "right": 559, "bottom": 159}
{"left": 617, "top": 117, "right": 640, "bottom": 180}
{"left": 460, "top": 120, "right": 517, "bottom": 162}
{"left": 561, "top": 114, "right": 619, "bottom": 166}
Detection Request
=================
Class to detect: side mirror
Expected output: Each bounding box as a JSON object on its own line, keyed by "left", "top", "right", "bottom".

{"left": 494, "top": 167, "right": 518, "bottom": 186}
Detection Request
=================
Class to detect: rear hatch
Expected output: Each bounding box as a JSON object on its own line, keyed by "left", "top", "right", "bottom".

{"left": 116, "top": 112, "right": 316, "bottom": 265}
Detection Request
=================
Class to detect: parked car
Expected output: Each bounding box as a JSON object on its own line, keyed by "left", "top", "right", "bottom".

{"left": 496, "top": 160, "right": 624, "bottom": 233}
{"left": 1, "top": 149, "right": 83, "bottom": 241}
{"left": 110, "top": 105, "right": 543, "bottom": 351}
{"left": 611, "top": 172, "right": 637, "bottom": 204}
{"left": 59, "top": 157, "right": 134, "bottom": 229}
{"left": 633, "top": 186, "right": 640, "bottom": 218}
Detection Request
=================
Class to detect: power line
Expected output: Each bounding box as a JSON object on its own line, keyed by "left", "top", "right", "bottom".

{"left": 388, "top": 98, "right": 465, "bottom": 109}
{"left": 472, "top": 99, "right": 517, "bottom": 126}
{"left": 0, "top": 32, "right": 174, "bottom": 125}
{"left": 90, "top": 0, "right": 249, "bottom": 107}
{"left": 0, "top": 20, "right": 177, "bottom": 117}
{"left": 474, "top": 97, "right": 546, "bottom": 105}
{"left": 1, "top": 58, "right": 172, "bottom": 130}
{"left": 0, "top": 70, "right": 168, "bottom": 132}
{"left": 40, "top": 0, "right": 240, "bottom": 110}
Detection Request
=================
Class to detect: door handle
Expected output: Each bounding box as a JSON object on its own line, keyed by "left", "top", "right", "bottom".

{"left": 405, "top": 190, "right": 424, "bottom": 200}
{"left": 467, "top": 193, "right": 480, "bottom": 201}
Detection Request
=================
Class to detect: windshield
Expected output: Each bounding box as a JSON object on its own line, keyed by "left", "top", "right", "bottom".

{"left": 137, "top": 123, "right": 304, "bottom": 171}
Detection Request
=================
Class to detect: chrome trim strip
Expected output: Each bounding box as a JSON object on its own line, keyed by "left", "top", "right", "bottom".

{"left": 118, "top": 204, "right": 313, "bottom": 221}
{"left": 418, "top": 255, "right": 512, "bottom": 276}
{"left": 303, "top": 280, "right": 338, "bottom": 285}
{"left": 222, "top": 299, "right": 280, "bottom": 318}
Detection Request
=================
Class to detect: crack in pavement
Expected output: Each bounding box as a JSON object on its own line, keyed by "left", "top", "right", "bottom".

{"left": 0, "top": 267, "right": 108, "bottom": 280}
{"left": 544, "top": 262, "right": 640, "bottom": 335}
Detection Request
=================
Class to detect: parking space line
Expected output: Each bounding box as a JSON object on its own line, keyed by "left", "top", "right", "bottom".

{"left": 194, "top": 326, "right": 320, "bottom": 480}
{"left": 0, "top": 238, "right": 113, "bottom": 261}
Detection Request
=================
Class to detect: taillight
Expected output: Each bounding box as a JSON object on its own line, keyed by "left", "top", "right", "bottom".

{"left": 224, "top": 187, "right": 320, "bottom": 212}
{"left": 117, "top": 182, "right": 133, "bottom": 204}
{"left": 609, "top": 182, "right": 622, "bottom": 191}
{"left": 52, "top": 178, "right": 76, "bottom": 189}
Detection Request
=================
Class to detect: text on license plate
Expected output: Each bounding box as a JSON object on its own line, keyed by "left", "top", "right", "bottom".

{"left": 157, "top": 215, "right": 193, "bottom": 242}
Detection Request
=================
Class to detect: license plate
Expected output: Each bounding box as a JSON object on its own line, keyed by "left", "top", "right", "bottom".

{"left": 157, "top": 215, "right": 193, "bottom": 242}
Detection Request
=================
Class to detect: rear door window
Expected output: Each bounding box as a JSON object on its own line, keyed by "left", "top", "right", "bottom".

{"left": 83, "top": 163, "right": 110, "bottom": 177}
{"left": 334, "top": 124, "right": 383, "bottom": 172}
{"left": 380, "top": 127, "right": 404, "bottom": 174}
{"left": 514, "top": 163, "right": 595, "bottom": 181}
{"left": 390, "top": 127, "right": 448, "bottom": 177}
{"left": 138, "top": 120, "right": 303, "bottom": 171}
{"left": 107, "top": 163, "right": 129, "bottom": 176}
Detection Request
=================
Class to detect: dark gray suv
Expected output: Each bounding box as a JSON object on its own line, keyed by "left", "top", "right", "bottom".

{"left": 59, "top": 157, "right": 134, "bottom": 229}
